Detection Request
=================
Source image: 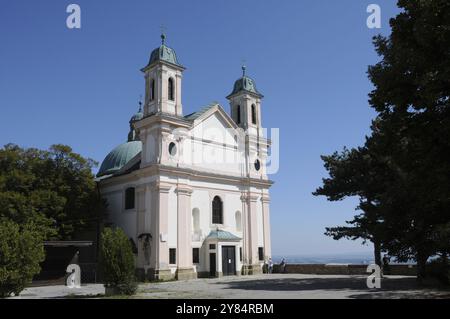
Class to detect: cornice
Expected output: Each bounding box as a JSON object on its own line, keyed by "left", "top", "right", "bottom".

{"left": 98, "top": 163, "right": 274, "bottom": 189}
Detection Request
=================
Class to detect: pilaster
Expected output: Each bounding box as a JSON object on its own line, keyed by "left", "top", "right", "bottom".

{"left": 175, "top": 184, "right": 197, "bottom": 280}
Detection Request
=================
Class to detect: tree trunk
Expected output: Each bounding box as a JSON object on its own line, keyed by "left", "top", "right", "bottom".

{"left": 373, "top": 239, "right": 382, "bottom": 267}
{"left": 416, "top": 250, "right": 428, "bottom": 280}
{"left": 442, "top": 252, "right": 448, "bottom": 265}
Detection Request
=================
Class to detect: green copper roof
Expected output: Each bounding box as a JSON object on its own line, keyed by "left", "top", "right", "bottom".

{"left": 206, "top": 230, "right": 241, "bottom": 241}
{"left": 148, "top": 44, "right": 180, "bottom": 66}
{"left": 142, "top": 35, "right": 183, "bottom": 70}
{"left": 228, "top": 76, "right": 262, "bottom": 98}
{"left": 97, "top": 141, "right": 142, "bottom": 177}
{"left": 184, "top": 103, "right": 217, "bottom": 121}
{"left": 227, "top": 66, "right": 263, "bottom": 99}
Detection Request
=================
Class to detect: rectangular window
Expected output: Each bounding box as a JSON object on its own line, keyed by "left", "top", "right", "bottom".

{"left": 193, "top": 248, "right": 200, "bottom": 264}
{"left": 209, "top": 244, "right": 216, "bottom": 250}
{"left": 169, "top": 248, "right": 176, "bottom": 264}
{"left": 125, "top": 187, "right": 135, "bottom": 210}
{"left": 239, "top": 247, "right": 243, "bottom": 262}
{"left": 258, "top": 247, "right": 264, "bottom": 261}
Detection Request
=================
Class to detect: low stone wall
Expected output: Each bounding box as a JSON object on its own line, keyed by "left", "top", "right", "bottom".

{"left": 273, "top": 264, "right": 417, "bottom": 276}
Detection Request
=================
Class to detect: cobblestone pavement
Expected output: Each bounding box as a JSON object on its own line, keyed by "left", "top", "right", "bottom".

{"left": 10, "top": 274, "right": 450, "bottom": 299}
{"left": 9, "top": 284, "right": 105, "bottom": 299}
{"left": 136, "top": 274, "right": 450, "bottom": 299}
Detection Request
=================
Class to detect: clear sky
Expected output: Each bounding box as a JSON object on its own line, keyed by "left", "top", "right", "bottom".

{"left": 0, "top": 1, "right": 401, "bottom": 256}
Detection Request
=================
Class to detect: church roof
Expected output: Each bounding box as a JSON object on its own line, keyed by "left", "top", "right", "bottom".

{"left": 142, "top": 34, "right": 184, "bottom": 71}
{"left": 184, "top": 103, "right": 217, "bottom": 121}
{"left": 97, "top": 141, "right": 142, "bottom": 177}
{"left": 206, "top": 230, "right": 241, "bottom": 241}
{"left": 227, "top": 66, "right": 263, "bottom": 99}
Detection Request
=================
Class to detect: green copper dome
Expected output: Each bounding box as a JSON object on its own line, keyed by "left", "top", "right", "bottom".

{"left": 148, "top": 44, "right": 180, "bottom": 66}
{"left": 97, "top": 141, "right": 142, "bottom": 177}
{"left": 142, "top": 34, "right": 183, "bottom": 70}
{"left": 227, "top": 66, "right": 263, "bottom": 98}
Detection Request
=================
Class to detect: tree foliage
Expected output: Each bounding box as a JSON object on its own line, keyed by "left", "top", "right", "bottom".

{"left": 315, "top": 0, "right": 450, "bottom": 279}
{"left": 0, "top": 220, "right": 45, "bottom": 298}
{"left": 99, "top": 227, "right": 137, "bottom": 295}
{"left": 0, "top": 144, "right": 105, "bottom": 240}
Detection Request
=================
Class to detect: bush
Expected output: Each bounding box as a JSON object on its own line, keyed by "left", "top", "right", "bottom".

{"left": 0, "top": 220, "right": 45, "bottom": 298}
{"left": 99, "top": 227, "right": 137, "bottom": 295}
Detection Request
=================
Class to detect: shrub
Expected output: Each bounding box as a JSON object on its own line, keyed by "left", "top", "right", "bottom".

{"left": 0, "top": 220, "right": 45, "bottom": 298}
{"left": 99, "top": 227, "right": 137, "bottom": 295}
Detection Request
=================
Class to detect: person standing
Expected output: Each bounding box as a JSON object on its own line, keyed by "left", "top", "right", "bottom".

{"left": 280, "top": 258, "right": 286, "bottom": 273}
{"left": 268, "top": 258, "right": 274, "bottom": 274}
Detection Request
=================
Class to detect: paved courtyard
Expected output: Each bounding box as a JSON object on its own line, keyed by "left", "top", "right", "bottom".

{"left": 10, "top": 274, "right": 450, "bottom": 299}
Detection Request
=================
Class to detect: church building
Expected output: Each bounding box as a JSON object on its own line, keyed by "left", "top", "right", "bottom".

{"left": 96, "top": 34, "right": 273, "bottom": 281}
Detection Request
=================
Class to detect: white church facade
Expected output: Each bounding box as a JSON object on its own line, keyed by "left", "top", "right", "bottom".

{"left": 96, "top": 34, "right": 273, "bottom": 281}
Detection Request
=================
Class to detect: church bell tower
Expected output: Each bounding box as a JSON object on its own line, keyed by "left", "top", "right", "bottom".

{"left": 227, "top": 66, "right": 264, "bottom": 137}
{"left": 141, "top": 34, "right": 185, "bottom": 117}
{"left": 227, "top": 66, "right": 267, "bottom": 179}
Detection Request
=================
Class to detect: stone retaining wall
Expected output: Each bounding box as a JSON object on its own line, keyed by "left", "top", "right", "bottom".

{"left": 273, "top": 264, "right": 417, "bottom": 276}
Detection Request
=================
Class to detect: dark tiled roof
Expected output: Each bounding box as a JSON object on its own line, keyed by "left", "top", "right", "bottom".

{"left": 184, "top": 103, "right": 217, "bottom": 121}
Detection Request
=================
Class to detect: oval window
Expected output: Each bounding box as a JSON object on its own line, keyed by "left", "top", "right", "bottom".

{"left": 168, "top": 142, "right": 177, "bottom": 156}
{"left": 254, "top": 159, "right": 261, "bottom": 171}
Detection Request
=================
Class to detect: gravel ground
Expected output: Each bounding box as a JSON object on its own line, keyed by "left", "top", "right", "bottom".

{"left": 9, "top": 274, "right": 450, "bottom": 299}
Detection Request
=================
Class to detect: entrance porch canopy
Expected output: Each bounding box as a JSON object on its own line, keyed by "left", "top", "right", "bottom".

{"left": 205, "top": 230, "right": 241, "bottom": 242}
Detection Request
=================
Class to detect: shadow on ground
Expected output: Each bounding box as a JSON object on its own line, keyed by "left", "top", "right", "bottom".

{"left": 217, "top": 276, "right": 421, "bottom": 293}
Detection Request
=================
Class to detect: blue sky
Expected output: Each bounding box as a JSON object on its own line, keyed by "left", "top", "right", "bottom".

{"left": 0, "top": 1, "right": 400, "bottom": 256}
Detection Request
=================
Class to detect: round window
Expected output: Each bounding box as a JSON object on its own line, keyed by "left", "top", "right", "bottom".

{"left": 254, "top": 159, "right": 261, "bottom": 171}
{"left": 168, "top": 142, "right": 177, "bottom": 156}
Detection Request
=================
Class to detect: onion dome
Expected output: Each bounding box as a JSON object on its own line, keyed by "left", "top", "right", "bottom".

{"left": 227, "top": 65, "right": 263, "bottom": 99}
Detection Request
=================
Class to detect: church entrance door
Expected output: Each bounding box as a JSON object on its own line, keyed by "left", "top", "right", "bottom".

{"left": 221, "top": 246, "right": 236, "bottom": 276}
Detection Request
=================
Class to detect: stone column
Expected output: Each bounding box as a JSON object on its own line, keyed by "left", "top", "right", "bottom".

{"left": 248, "top": 194, "right": 260, "bottom": 272}
{"left": 241, "top": 193, "right": 261, "bottom": 275}
{"left": 159, "top": 68, "right": 167, "bottom": 113}
{"left": 261, "top": 195, "right": 272, "bottom": 260}
{"left": 175, "top": 184, "right": 196, "bottom": 280}
{"left": 136, "top": 184, "right": 151, "bottom": 280}
{"left": 175, "top": 73, "right": 183, "bottom": 116}
{"left": 240, "top": 194, "right": 249, "bottom": 274}
{"left": 148, "top": 181, "right": 173, "bottom": 281}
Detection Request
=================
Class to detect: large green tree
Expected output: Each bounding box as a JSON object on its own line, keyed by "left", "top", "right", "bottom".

{"left": 0, "top": 144, "right": 105, "bottom": 240}
{"left": 367, "top": 0, "right": 450, "bottom": 277}
{"left": 316, "top": 0, "right": 450, "bottom": 279}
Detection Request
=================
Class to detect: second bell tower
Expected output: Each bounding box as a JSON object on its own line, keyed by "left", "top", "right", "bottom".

{"left": 141, "top": 34, "right": 185, "bottom": 117}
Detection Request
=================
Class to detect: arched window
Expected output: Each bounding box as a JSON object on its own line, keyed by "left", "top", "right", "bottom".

{"left": 149, "top": 79, "right": 155, "bottom": 101}
{"left": 168, "top": 77, "right": 175, "bottom": 101}
{"left": 125, "top": 187, "right": 135, "bottom": 210}
{"left": 192, "top": 208, "right": 200, "bottom": 232}
{"left": 212, "top": 196, "right": 223, "bottom": 224}
{"left": 235, "top": 211, "right": 242, "bottom": 232}
{"left": 251, "top": 104, "right": 257, "bottom": 124}
{"left": 236, "top": 105, "right": 241, "bottom": 124}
